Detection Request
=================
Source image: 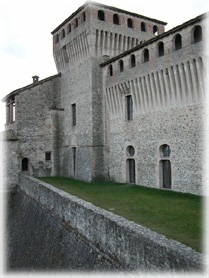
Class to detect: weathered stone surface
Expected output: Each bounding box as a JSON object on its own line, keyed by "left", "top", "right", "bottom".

{"left": 16, "top": 174, "right": 203, "bottom": 272}
{"left": 6, "top": 189, "right": 120, "bottom": 271}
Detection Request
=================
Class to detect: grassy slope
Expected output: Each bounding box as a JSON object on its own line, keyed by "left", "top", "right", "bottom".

{"left": 39, "top": 177, "right": 203, "bottom": 252}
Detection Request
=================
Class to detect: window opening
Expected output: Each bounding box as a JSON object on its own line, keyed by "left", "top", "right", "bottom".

{"left": 174, "top": 34, "right": 182, "bottom": 50}
{"left": 75, "top": 18, "right": 78, "bottom": 28}
{"left": 82, "top": 12, "right": 86, "bottom": 22}
{"left": 141, "top": 22, "right": 146, "bottom": 32}
{"left": 127, "top": 159, "right": 135, "bottom": 183}
{"left": 113, "top": 14, "right": 119, "bottom": 25}
{"left": 109, "top": 65, "right": 113, "bottom": 76}
{"left": 22, "top": 158, "right": 29, "bottom": 171}
{"left": 126, "top": 95, "right": 133, "bottom": 120}
{"left": 130, "top": 54, "right": 136, "bottom": 68}
{"left": 153, "top": 25, "right": 158, "bottom": 35}
{"left": 127, "top": 145, "right": 135, "bottom": 157}
{"left": 162, "top": 160, "right": 171, "bottom": 188}
{"left": 68, "top": 24, "right": 71, "bottom": 33}
{"left": 193, "top": 25, "right": 202, "bottom": 43}
{"left": 61, "top": 29, "right": 65, "bottom": 38}
{"left": 143, "top": 48, "right": 149, "bottom": 63}
{"left": 72, "top": 103, "right": 76, "bottom": 126}
{"left": 159, "top": 144, "right": 171, "bottom": 189}
{"left": 119, "top": 60, "right": 124, "bottom": 72}
{"left": 98, "top": 10, "right": 105, "bottom": 21}
{"left": 161, "top": 144, "right": 171, "bottom": 157}
{"left": 127, "top": 18, "right": 133, "bottom": 28}
{"left": 45, "top": 152, "right": 51, "bottom": 161}
{"left": 158, "top": 42, "right": 164, "bottom": 57}
{"left": 72, "top": 147, "right": 76, "bottom": 177}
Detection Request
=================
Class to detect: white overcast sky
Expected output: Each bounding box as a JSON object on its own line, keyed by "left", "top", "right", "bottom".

{"left": 0, "top": 0, "right": 208, "bottom": 131}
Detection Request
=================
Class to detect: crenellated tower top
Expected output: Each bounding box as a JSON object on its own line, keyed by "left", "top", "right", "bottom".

{"left": 51, "top": 1, "right": 167, "bottom": 72}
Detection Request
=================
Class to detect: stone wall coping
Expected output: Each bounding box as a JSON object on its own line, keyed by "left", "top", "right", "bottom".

{"left": 18, "top": 173, "right": 204, "bottom": 271}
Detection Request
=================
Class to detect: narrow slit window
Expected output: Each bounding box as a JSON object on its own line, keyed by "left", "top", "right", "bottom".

{"left": 130, "top": 54, "right": 136, "bottom": 68}
{"left": 109, "top": 65, "right": 113, "bottom": 76}
{"left": 72, "top": 103, "right": 76, "bottom": 126}
{"left": 126, "top": 95, "right": 133, "bottom": 120}
{"left": 119, "top": 60, "right": 124, "bottom": 72}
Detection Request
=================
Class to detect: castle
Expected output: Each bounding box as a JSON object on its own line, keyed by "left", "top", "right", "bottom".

{"left": 2, "top": 1, "right": 207, "bottom": 195}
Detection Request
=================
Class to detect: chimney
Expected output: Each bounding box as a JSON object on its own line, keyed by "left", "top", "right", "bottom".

{"left": 32, "top": 75, "right": 39, "bottom": 83}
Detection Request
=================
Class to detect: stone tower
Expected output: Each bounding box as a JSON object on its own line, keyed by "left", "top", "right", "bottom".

{"left": 51, "top": 1, "right": 166, "bottom": 181}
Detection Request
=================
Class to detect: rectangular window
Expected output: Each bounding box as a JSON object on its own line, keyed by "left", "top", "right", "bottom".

{"left": 126, "top": 95, "right": 133, "bottom": 120}
{"left": 72, "top": 103, "right": 76, "bottom": 126}
{"left": 45, "top": 152, "right": 51, "bottom": 161}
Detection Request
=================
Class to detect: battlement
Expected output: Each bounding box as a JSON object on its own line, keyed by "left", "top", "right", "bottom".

{"left": 51, "top": 1, "right": 166, "bottom": 38}
{"left": 52, "top": 1, "right": 167, "bottom": 71}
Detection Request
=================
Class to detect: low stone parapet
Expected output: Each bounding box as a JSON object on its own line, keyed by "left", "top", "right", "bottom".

{"left": 18, "top": 173, "right": 204, "bottom": 272}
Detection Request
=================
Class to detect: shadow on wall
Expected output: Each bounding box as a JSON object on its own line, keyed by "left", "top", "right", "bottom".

{"left": 6, "top": 189, "right": 121, "bottom": 272}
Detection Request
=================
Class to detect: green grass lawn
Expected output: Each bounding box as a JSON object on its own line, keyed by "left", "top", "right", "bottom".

{"left": 38, "top": 177, "right": 203, "bottom": 253}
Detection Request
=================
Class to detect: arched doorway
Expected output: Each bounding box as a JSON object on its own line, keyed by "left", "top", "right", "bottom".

{"left": 162, "top": 160, "right": 171, "bottom": 188}
{"left": 127, "top": 159, "right": 135, "bottom": 183}
{"left": 159, "top": 144, "right": 172, "bottom": 189}
{"left": 126, "top": 145, "right": 135, "bottom": 183}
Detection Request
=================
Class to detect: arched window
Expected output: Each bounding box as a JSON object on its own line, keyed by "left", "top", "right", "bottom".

{"left": 82, "top": 12, "right": 86, "bottom": 22}
{"left": 113, "top": 14, "right": 120, "bottom": 25}
{"left": 75, "top": 18, "right": 78, "bottom": 28}
{"left": 161, "top": 144, "right": 171, "bottom": 157}
{"left": 158, "top": 42, "right": 164, "bottom": 57}
{"left": 108, "top": 64, "right": 113, "bottom": 76}
{"left": 98, "top": 10, "right": 105, "bottom": 21}
{"left": 130, "top": 54, "right": 136, "bottom": 68}
{"left": 61, "top": 29, "right": 65, "bottom": 39}
{"left": 55, "top": 34, "right": 59, "bottom": 44}
{"left": 68, "top": 24, "right": 71, "bottom": 33}
{"left": 127, "top": 18, "right": 133, "bottom": 28}
{"left": 192, "top": 25, "right": 202, "bottom": 43}
{"left": 119, "top": 60, "right": 124, "bottom": 72}
{"left": 141, "top": 22, "right": 146, "bottom": 32}
{"left": 143, "top": 48, "right": 149, "bottom": 63}
{"left": 22, "top": 158, "right": 29, "bottom": 171}
{"left": 126, "top": 145, "right": 135, "bottom": 157}
{"left": 174, "top": 34, "right": 182, "bottom": 50}
{"left": 153, "top": 25, "right": 158, "bottom": 35}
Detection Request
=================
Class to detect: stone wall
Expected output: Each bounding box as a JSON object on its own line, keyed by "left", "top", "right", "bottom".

{"left": 17, "top": 174, "right": 203, "bottom": 272}
{"left": 101, "top": 15, "right": 206, "bottom": 195}
{"left": 15, "top": 75, "right": 62, "bottom": 177}
{"left": 0, "top": 132, "right": 18, "bottom": 189}
{"left": 6, "top": 188, "right": 119, "bottom": 271}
